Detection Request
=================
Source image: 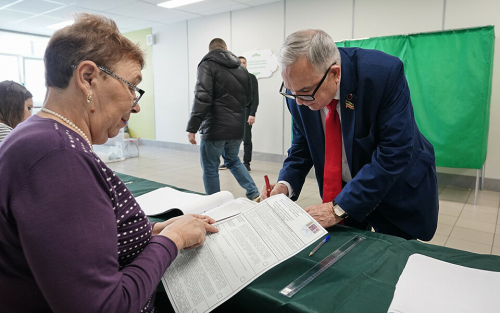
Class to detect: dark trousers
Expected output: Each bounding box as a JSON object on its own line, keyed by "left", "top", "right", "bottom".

{"left": 243, "top": 109, "right": 252, "bottom": 165}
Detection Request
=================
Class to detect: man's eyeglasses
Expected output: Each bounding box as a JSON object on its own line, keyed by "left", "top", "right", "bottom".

{"left": 71, "top": 64, "right": 145, "bottom": 108}
{"left": 279, "top": 62, "right": 336, "bottom": 101}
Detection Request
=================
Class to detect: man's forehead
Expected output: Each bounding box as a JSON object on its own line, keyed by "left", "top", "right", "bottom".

{"left": 281, "top": 64, "right": 320, "bottom": 91}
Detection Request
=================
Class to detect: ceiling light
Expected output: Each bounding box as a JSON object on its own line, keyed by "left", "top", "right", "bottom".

{"left": 158, "top": 0, "right": 204, "bottom": 9}
{"left": 47, "top": 20, "right": 74, "bottom": 30}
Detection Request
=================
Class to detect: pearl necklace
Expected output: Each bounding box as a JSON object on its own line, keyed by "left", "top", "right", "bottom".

{"left": 41, "top": 108, "right": 93, "bottom": 152}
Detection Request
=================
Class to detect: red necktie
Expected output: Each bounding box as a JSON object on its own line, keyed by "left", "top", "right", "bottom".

{"left": 323, "top": 99, "right": 342, "bottom": 204}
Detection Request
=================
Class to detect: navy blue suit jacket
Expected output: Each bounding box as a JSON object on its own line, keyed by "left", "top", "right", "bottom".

{"left": 278, "top": 48, "right": 438, "bottom": 241}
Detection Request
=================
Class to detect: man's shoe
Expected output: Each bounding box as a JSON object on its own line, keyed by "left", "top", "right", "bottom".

{"left": 244, "top": 163, "right": 251, "bottom": 172}
{"left": 252, "top": 196, "right": 260, "bottom": 203}
{"left": 219, "top": 164, "right": 227, "bottom": 170}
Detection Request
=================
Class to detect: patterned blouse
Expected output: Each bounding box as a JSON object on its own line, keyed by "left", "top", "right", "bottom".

{"left": 0, "top": 115, "right": 177, "bottom": 313}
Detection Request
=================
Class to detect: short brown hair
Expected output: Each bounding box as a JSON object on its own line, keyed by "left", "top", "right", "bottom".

{"left": 0, "top": 81, "right": 32, "bottom": 128}
{"left": 209, "top": 38, "right": 227, "bottom": 51}
{"left": 44, "top": 13, "right": 145, "bottom": 89}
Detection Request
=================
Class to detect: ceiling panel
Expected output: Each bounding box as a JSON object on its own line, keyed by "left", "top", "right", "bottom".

{"left": 0, "top": 8, "right": 34, "bottom": 22}
{"left": 43, "top": 5, "right": 100, "bottom": 19}
{"left": 5, "top": 24, "right": 53, "bottom": 35}
{"left": 106, "top": 1, "right": 160, "bottom": 16}
{"left": 141, "top": 0, "right": 168, "bottom": 4}
{"left": 45, "top": 0, "right": 81, "bottom": 5}
{"left": 0, "top": 0, "right": 281, "bottom": 36}
{"left": 140, "top": 8, "right": 199, "bottom": 23}
{"left": 74, "top": 0, "right": 138, "bottom": 12}
{"left": 237, "top": 0, "right": 281, "bottom": 6}
{"left": 198, "top": 3, "right": 247, "bottom": 15}
{"left": 14, "top": 14, "right": 64, "bottom": 27}
{"left": 0, "top": 0, "right": 20, "bottom": 8}
{"left": 177, "top": 0, "right": 245, "bottom": 14}
{"left": 6, "top": 0, "right": 64, "bottom": 14}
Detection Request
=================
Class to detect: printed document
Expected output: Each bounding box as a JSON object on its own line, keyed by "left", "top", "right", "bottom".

{"left": 161, "top": 194, "right": 327, "bottom": 313}
{"left": 136, "top": 187, "right": 234, "bottom": 216}
{"left": 388, "top": 253, "right": 500, "bottom": 313}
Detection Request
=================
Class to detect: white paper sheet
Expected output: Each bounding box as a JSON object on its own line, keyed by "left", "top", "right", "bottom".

{"left": 203, "top": 198, "right": 255, "bottom": 221}
{"left": 135, "top": 187, "right": 234, "bottom": 216}
{"left": 388, "top": 253, "right": 500, "bottom": 313}
{"left": 161, "top": 194, "right": 327, "bottom": 313}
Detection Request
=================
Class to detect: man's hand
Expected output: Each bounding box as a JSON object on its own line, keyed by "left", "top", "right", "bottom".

{"left": 304, "top": 202, "right": 343, "bottom": 228}
{"left": 247, "top": 115, "right": 256, "bottom": 125}
{"left": 188, "top": 133, "right": 197, "bottom": 145}
{"left": 260, "top": 182, "right": 288, "bottom": 200}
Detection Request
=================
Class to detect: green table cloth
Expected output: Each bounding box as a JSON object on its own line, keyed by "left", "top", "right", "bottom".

{"left": 116, "top": 172, "right": 500, "bottom": 313}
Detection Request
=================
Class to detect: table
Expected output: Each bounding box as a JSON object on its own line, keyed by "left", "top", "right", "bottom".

{"left": 116, "top": 172, "right": 500, "bottom": 313}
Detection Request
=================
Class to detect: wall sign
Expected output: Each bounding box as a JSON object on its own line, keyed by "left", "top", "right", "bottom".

{"left": 243, "top": 49, "right": 278, "bottom": 79}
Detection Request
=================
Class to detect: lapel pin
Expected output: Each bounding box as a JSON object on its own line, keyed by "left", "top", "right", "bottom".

{"left": 346, "top": 94, "right": 354, "bottom": 110}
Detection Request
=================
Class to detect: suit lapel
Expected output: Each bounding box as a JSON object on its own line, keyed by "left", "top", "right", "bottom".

{"left": 339, "top": 49, "right": 357, "bottom": 174}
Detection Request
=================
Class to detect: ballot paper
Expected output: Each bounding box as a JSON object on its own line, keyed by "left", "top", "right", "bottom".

{"left": 135, "top": 187, "right": 234, "bottom": 216}
{"left": 388, "top": 253, "right": 500, "bottom": 313}
{"left": 161, "top": 194, "right": 327, "bottom": 313}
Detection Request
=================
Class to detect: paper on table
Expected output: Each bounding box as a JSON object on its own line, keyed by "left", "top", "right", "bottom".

{"left": 135, "top": 187, "right": 234, "bottom": 216}
{"left": 388, "top": 253, "right": 500, "bottom": 313}
{"left": 162, "top": 194, "right": 327, "bottom": 313}
{"left": 203, "top": 197, "right": 255, "bottom": 221}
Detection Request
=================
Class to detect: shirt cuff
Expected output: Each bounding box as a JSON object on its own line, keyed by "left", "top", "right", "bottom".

{"left": 277, "top": 180, "right": 294, "bottom": 198}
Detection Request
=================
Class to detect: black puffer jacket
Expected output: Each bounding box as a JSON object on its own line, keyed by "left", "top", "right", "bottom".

{"left": 186, "top": 49, "right": 252, "bottom": 140}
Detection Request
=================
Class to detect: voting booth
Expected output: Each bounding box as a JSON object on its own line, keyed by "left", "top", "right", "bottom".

{"left": 335, "top": 26, "right": 494, "bottom": 203}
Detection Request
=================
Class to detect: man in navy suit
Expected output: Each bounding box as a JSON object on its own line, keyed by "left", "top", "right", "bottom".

{"left": 260, "top": 29, "right": 438, "bottom": 241}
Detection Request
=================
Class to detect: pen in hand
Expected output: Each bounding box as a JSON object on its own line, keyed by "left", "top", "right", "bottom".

{"left": 264, "top": 175, "right": 271, "bottom": 197}
{"left": 309, "top": 235, "right": 330, "bottom": 256}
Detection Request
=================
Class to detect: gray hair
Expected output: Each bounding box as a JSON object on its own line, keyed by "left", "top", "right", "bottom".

{"left": 278, "top": 29, "right": 340, "bottom": 74}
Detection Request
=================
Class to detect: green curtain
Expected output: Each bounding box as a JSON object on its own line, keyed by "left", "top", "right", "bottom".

{"left": 336, "top": 26, "right": 494, "bottom": 169}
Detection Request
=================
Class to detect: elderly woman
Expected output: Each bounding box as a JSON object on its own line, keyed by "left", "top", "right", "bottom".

{"left": 0, "top": 80, "right": 33, "bottom": 143}
{"left": 0, "top": 14, "right": 218, "bottom": 313}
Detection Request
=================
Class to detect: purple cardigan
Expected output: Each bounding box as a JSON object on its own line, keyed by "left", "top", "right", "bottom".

{"left": 0, "top": 115, "right": 178, "bottom": 312}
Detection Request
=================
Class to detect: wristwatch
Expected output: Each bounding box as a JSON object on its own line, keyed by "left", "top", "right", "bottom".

{"left": 332, "top": 201, "right": 348, "bottom": 219}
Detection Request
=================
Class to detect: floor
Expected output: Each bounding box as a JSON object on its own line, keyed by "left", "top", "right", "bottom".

{"left": 106, "top": 146, "right": 500, "bottom": 256}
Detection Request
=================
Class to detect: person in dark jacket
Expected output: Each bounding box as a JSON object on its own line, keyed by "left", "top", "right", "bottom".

{"left": 220, "top": 56, "right": 259, "bottom": 172}
{"left": 240, "top": 56, "right": 259, "bottom": 172}
{"left": 187, "top": 38, "right": 260, "bottom": 200}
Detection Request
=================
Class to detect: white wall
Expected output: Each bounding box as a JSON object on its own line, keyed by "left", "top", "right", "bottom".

{"left": 232, "top": 1, "right": 285, "bottom": 155}
{"left": 187, "top": 13, "right": 231, "bottom": 109}
{"left": 152, "top": 0, "right": 500, "bottom": 179}
{"left": 153, "top": 21, "right": 189, "bottom": 143}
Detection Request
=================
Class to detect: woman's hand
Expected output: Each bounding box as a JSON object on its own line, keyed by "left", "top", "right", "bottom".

{"left": 158, "top": 215, "right": 218, "bottom": 250}
{"left": 153, "top": 214, "right": 215, "bottom": 236}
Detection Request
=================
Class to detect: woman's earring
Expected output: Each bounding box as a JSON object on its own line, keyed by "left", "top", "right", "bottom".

{"left": 87, "top": 94, "right": 92, "bottom": 103}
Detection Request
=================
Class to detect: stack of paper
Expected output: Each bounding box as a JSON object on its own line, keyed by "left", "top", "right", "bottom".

{"left": 388, "top": 253, "right": 500, "bottom": 313}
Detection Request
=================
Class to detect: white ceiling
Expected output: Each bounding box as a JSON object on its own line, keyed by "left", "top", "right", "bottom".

{"left": 0, "top": 0, "right": 281, "bottom": 36}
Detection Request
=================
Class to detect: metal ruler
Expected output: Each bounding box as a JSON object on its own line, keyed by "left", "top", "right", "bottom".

{"left": 279, "top": 235, "right": 366, "bottom": 298}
